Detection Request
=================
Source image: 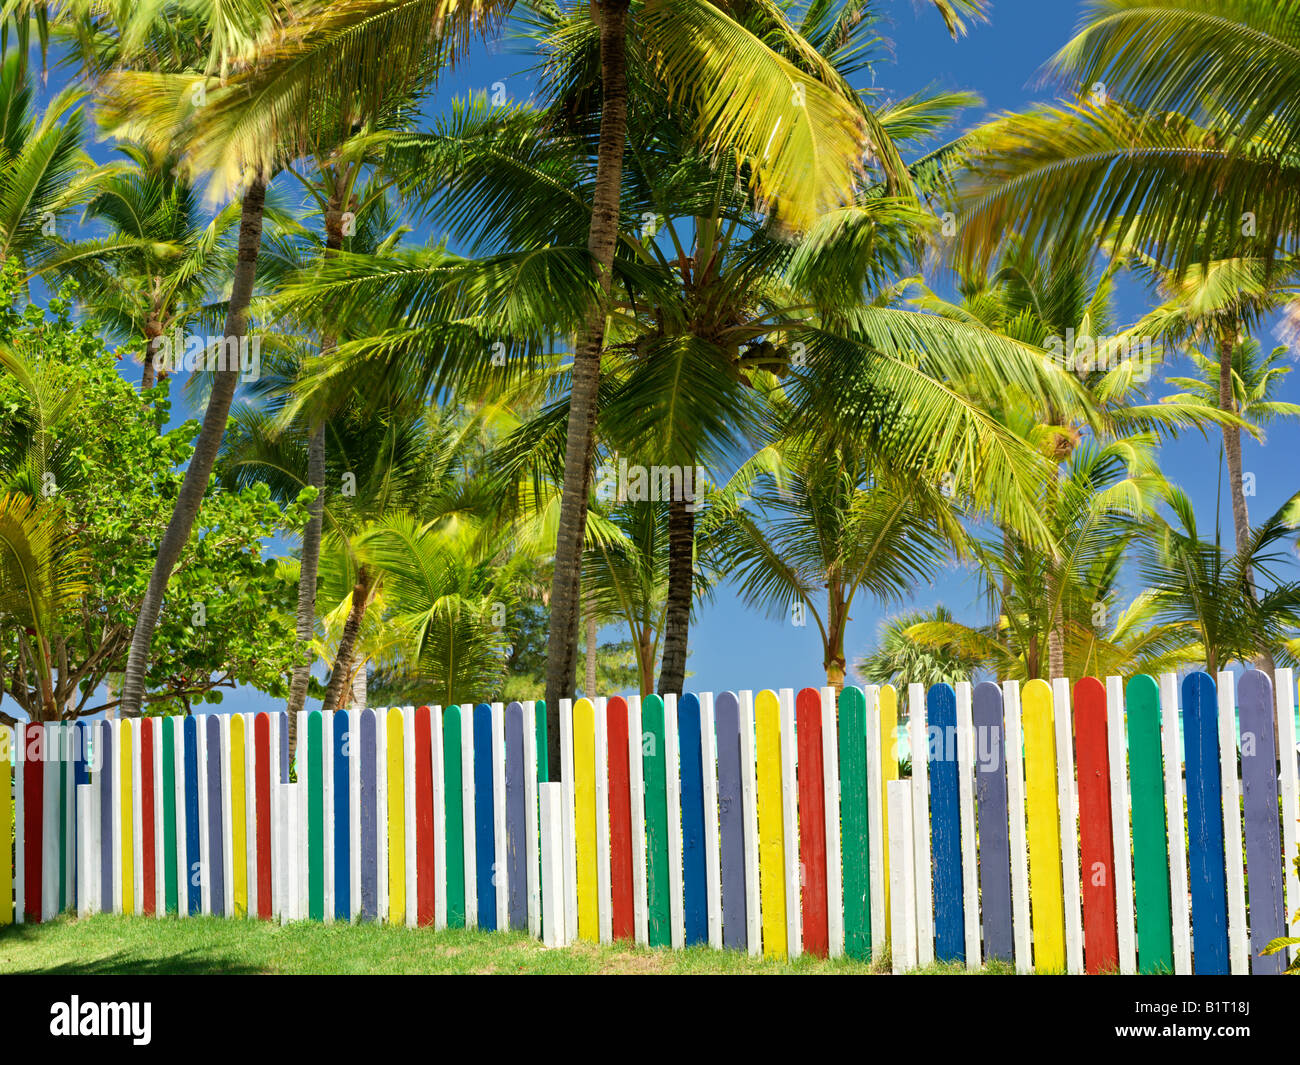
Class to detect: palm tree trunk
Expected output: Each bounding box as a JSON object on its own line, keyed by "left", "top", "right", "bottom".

{"left": 351, "top": 662, "right": 367, "bottom": 710}
{"left": 287, "top": 424, "right": 325, "bottom": 719}
{"left": 657, "top": 495, "right": 694, "bottom": 696}
{"left": 825, "top": 588, "right": 847, "bottom": 694}
{"left": 322, "top": 567, "right": 370, "bottom": 713}
{"left": 584, "top": 606, "right": 598, "bottom": 697}
{"left": 543, "top": 0, "right": 631, "bottom": 779}
{"left": 1220, "top": 333, "right": 1252, "bottom": 559}
{"left": 119, "top": 178, "right": 267, "bottom": 716}
{"left": 287, "top": 202, "right": 344, "bottom": 728}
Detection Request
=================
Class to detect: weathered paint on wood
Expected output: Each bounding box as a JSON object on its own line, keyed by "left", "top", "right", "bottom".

{"left": 205, "top": 715, "right": 225, "bottom": 918}
{"left": 1183, "top": 671, "right": 1229, "bottom": 974}
{"left": 678, "top": 693, "right": 708, "bottom": 946}
{"left": 1125, "top": 675, "right": 1173, "bottom": 973}
{"left": 642, "top": 694, "right": 671, "bottom": 947}
{"left": 410, "top": 706, "right": 434, "bottom": 927}
{"left": 505, "top": 702, "right": 527, "bottom": 932}
{"left": 1, "top": 726, "right": 12, "bottom": 924}
{"left": 837, "top": 685, "right": 870, "bottom": 959}
{"left": 386, "top": 708, "right": 405, "bottom": 926}
{"left": 1180, "top": 676, "right": 1227, "bottom": 972}
{"left": 715, "top": 691, "right": 746, "bottom": 952}
{"left": 573, "top": 697, "right": 599, "bottom": 941}
{"left": 442, "top": 707, "right": 465, "bottom": 928}
{"left": 878, "top": 684, "right": 898, "bottom": 933}
{"left": 754, "top": 689, "right": 786, "bottom": 958}
{"left": 121, "top": 720, "right": 135, "bottom": 917}
{"left": 1022, "top": 678, "right": 1064, "bottom": 972}
{"left": 796, "top": 687, "right": 829, "bottom": 958}
{"left": 1216, "top": 672, "right": 1249, "bottom": 975}
{"left": 23, "top": 724, "right": 42, "bottom": 922}
{"left": 332, "top": 711, "right": 350, "bottom": 922}
{"left": 1238, "top": 670, "right": 1286, "bottom": 975}
{"left": 230, "top": 715, "right": 247, "bottom": 917}
{"left": 473, "top": 703, "right": 496, "bottom": 931}
{"left": 140, "top": 719, "right": 156, "bottom": 916}
{"left": 1074, "top": 676, "right": 1118, "bottom": 973}
{"left": 606, "top": 696, "right": 634, "bottom": 941}
{"left": 973, "top": 682, "right": 1012, "bottom": 962}
{"left": 306, "top": 711, "right": 323, "bottom": 922}
{"left": 359, "top": 709, "right": 378, "bottom": 922}
{"left": 183, "top": 717, "right": 200, "bottom": 916}
{"left": 927, "top": 683, "right": 964, "bottom": 963}
{"left": 254, "top": 714, "right": 272, "bottom": 920}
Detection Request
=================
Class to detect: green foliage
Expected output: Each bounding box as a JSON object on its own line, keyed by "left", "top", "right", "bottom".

{"left": 0, "top": 264, "right": 312, "bottom": 718}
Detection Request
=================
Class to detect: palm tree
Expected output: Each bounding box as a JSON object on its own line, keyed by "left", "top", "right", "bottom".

{"left": 857, "top": 605, "right": 984, "bottom": 689}
{"left": 954, "top": 1, "right": 1300, "bottom": 276}
{"left": 1141, "top": 487, "right": 1300, "bottom": 675}
{"left": 196, "top": 0, "right": 929, "bottom": 773}
{"left": 715, "top": 430, "right": 958, "bottom": 690}
{"left": 0, "top": 491, "right": 89, "bottom": 723}
{"left": 1167, "top": 338, "right": 1300, "bottom": 542}
{"left": 44, "top": 142, "right": 240, "bottom": 388}
{"left": 0, "top": 46, "right": 95, "bottom": 284}
{"left": 906, "top": 437, "right": 1186, "bottom": 682}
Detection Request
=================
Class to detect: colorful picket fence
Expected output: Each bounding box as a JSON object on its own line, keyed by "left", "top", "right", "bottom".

{"left": 3, "top": 670, "right": 1300, "bottom": 974}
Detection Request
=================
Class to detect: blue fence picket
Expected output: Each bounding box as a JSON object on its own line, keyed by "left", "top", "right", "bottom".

{"left": 473, "top": 703, "right": 496, "bottom": 931}
{"left": 928, "top": 682, "right": 964, "bottom": 963}
{"left": 1238, "top": 670, "right": 1286, "bottom": 974}
{"left": 715, "top": 691, "right": 746, "bottom": 951}
{"left": 973, "top": 681, "right": 1012, "bottom": 962}
{"left": 678, "top": 693, "right": 708, "bottom": 946}
{"left": 359, "top": 709, "right": 378, "bottom": 922}
{"left": 183, "top": 717, "right": 200, "bottom": 916}
{"left": 1183, "top": 671, "right": 1229, "bottom": 974}
{"left": 505, "top": 702, "right": 527, "bottom": 933}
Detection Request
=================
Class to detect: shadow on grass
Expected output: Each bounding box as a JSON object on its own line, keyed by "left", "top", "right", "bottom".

{"left": 5, "top": 949, "right": 263, "bottom": 976}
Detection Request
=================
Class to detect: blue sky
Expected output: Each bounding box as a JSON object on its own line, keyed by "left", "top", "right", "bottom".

{"left": 71, "top": 1, "right": 1300, "bottom": 711}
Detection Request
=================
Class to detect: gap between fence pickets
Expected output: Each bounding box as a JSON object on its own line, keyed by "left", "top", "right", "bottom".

{"left": 12, "top": 673, "right": 1300, "bottom": 978}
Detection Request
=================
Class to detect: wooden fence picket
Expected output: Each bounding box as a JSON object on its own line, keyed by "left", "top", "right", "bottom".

{"left": 837, "top": 685, "right": 870, "bottom": 959}
{"left": 715, "top": 691, "right": 747, "bottom": 952}
{"left": 1125, "top": 675, "right": 1173, "bottom": 973}
{"left": 926, "top": 683, "right": 964, "bottom": 964}
{"left": 1184, "top": 671, "right": 1229, "bottom": 974}
{"left": 1074, "top": 676, "right": 1118, "bottom": 974}
{"left": 1238, "top": 670, "right": 1286, "bottom": 974}
{"left": 972, "top": 682, "right": 1012, "bottom": 963}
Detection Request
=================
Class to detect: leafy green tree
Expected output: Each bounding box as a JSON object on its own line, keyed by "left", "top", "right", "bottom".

{"left": 857, "top": 605, "right": 984, "bottom": 689}
{"left": 0, "top": 269, "right": 311, "bottom": 723}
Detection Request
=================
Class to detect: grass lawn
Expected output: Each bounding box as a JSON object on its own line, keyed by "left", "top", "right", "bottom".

{"left": 0, "top": 915, "right": 1016, "bottom": 974}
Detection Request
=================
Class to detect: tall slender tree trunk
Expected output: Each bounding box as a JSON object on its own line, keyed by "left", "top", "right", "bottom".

{"left": 584, "top": 604, "right": 599, "bottom": 697}
{"left": 119, "top": 178, "right": 268, "bottom": 716}
{"left": 543, "top": 0, "right": 631, "bottom": 779}
{"left": 322, "top": 567, "right": 371, "bottom": 713}
{"left": 351, "top": 662, "right": 367, "bottom": 710}
{"left": 1220, "top": 334, "right": 1252, "bottom": 560}
{"left": 825, "top": 587, "right": 847, "bottom": 693}
{"left": 286, "top": 196, "right": 345, "bottom": 741}
{"left": 657, "top": 495, "right": 694, "bottom": 695}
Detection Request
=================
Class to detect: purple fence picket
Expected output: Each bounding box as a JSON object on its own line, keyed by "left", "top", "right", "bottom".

{"left": 973, "top": 681, "right": 1012, "bottom": 962}
{"left": 206, "top": 715, "right": 225, "bottom": 917}
{"left": 715, "top": 691, "right": 746, "bottom": 951}
{"left": 1238, "top": 670, "right": 1286, "bottom": 974}
{"left": 98, "top": 720, "right": 113, "bottom": 911}
{"left": 359, "top": 709, "right": 378, "bottom": 922}
{"left": 505, "top": 702, "right": 527, "bottom": 932}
